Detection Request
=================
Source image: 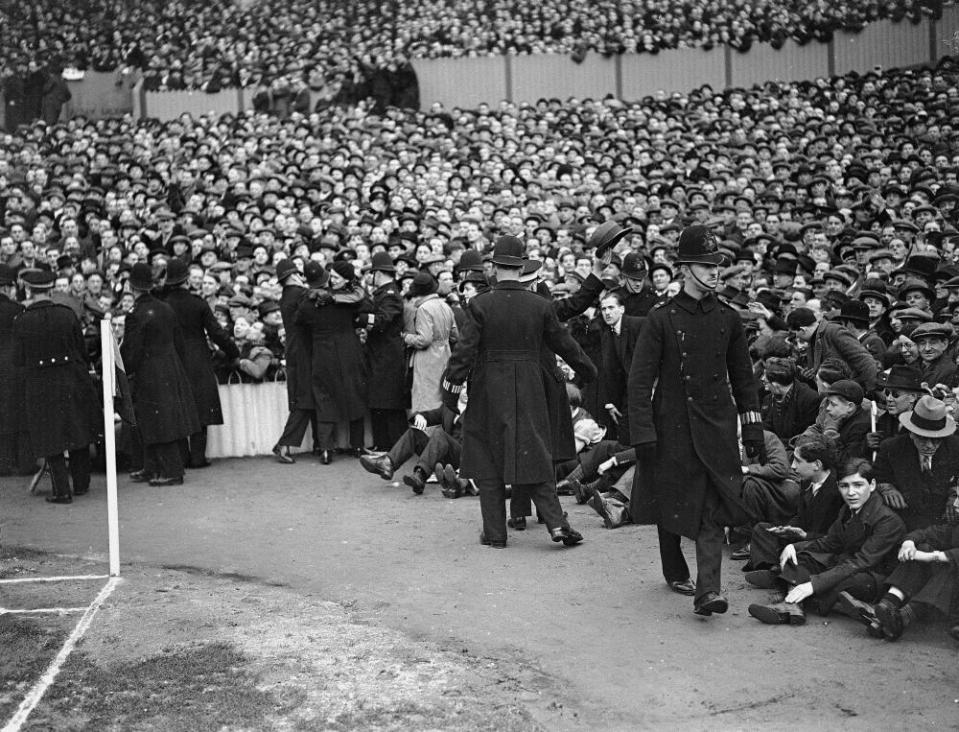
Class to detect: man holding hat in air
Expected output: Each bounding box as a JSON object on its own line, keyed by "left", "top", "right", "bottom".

{"left": 628, "top": 224, "right": 764, "bottom": 616}
{"left": 441, "top": 235, "right": 596, "bottom": 548}
{"left": 12, "top": 268, "right": 100, "bottom": 503}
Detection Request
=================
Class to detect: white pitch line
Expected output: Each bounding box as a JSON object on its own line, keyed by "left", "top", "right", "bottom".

{"left": 0, "top": 574, "right": 110, "bottom": 585}
{"left": 1, "top": 576, "right": 122, "bottom": 732}
{"left": 0, "top": 607, "right": 88, "bottom": 616}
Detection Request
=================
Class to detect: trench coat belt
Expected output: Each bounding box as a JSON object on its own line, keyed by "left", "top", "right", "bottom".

{"left": 484, "top": 349, "right": 539, "bottom": 362}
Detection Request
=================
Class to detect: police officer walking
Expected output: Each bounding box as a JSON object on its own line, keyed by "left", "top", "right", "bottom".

{"left": 628, "top": 225, "right": 764, "bottom": 616}
{"left": 12, "top": 269, "right": 100, "bottom": 503}
{"left": 443, "top": 235, "right": 597, "bottom": 548}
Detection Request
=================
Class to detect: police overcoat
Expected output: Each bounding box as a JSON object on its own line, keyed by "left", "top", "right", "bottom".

{"left": 279, "top": 283, "right": 313, "bottom": 410}
{"left": 365, "top": 281, "right": 408, "bottom": 410}
{"left": 12, "top": 299, "right": 100, "bottom": 457}
{"left": 445, "top": 281, "right": 596, "bottom": 484}
{"left": 628, "top": 291, "right": 761, "bottom": 538}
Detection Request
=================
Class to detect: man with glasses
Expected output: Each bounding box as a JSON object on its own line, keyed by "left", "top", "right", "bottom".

{"left": 867, "top": 365, "right": 925, "bottom": 450}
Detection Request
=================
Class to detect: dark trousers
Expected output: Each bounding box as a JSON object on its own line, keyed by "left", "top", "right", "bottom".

{"left": 178, "top": 428, "right": 209, "bottom": 467}
{"left": 145, "top": 440, "right": 185, "bottom": 480}
{"left": 387, "top": 428, "right": 460, "bottom": 474}
{"left": 746, "top": 522, "right": 791, "bottom": 570}
{"left": 0, "top": 433, "right": 34, "bottom": 475}
{"left": 779, "top": 555, "right": 879, "bottom": 614}
{"left": 886, "top": 548, "right": 959, "bottom": 618}
{"left": 315, "top": 418, "right": 364, "bottom": 450}
{"left": 47, "top": 447, "right": 91, "bottom": 498}
{"left": 657, "top": 483, "right": 730, "bottom": 601}
{"left": 478, "top": 478, "right": 567, "bottom": 544}
{"left": 370, "top": 408, "right": 408, "bottom": 450}
{"left": 276, "top": 408, "right": 314, "bottom": 449}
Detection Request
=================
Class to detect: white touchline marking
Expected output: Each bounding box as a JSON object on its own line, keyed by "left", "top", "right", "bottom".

{"left": 0, "top": 607, "right": 88, "bottom": 616}
{"left": 1, "top": 576, "right": 122, "bottom": 732}
{"left": 0, "top": 575, "right": 110, "bottom": 585}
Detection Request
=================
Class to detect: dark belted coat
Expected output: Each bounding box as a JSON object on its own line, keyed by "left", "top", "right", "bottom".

{"left": 365, "top": 281, "right": 408, "bottom": 410}
{"left": 163, "top": 287, "right": 238, "bottom": 427}
{"left": 628, "top": 291, "right": 761, "bottom": 539}
{"left": 0, "top": 293, "right": 25, "bottom": 440}
{"left": 121, "top": 293, "right": 200, "bottom": 445}
{"left": 12, "top": 299, "right": 100, "bottom": 458}
{"left": 445, "top": 281, "right": 596, "bottom": 484}
{"left": 295, "top": 294, "right": 368, "bottom": 423}
{"left": 279, "top": 283, "right": 312, "bottom": 410}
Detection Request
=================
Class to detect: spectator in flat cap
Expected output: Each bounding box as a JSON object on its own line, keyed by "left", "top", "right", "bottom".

{"left": 797, "top": 379, "right": 872, "bottom": 469}
{"left": 761, "top": 356, "right": 822, "bottom": 445}
{"left": 909, "top": 322, "right": 957, "bottom": 389}
{"left": 787, "top": 307, "right": 878, "bottom": 394}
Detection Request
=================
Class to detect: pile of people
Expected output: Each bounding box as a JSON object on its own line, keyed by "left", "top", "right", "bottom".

{"left": 0, "top": 0, "right": 948, "bottom": 95}
{"left": 0, "top": 56, "right": 959, "bottom": 639}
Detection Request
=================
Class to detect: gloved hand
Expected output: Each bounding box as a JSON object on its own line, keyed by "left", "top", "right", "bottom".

{"left": 865, "top": 431, "right": 883, "bottom": 450}
{"left": 441, "top": 404, "right": 458, "bottom": 434}
{"left": 743, "top": 437, "right": 767, "bottom": 464}
{"left": 309, "top": 290, "right": 332, "bottom": 306}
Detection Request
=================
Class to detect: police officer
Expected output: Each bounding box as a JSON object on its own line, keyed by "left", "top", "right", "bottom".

{"left": 442, "top": 235, "right": 597, "bottom": 548}
{"left": 628, "top": 225, "right": 764, "bottom": 616}
{"left": 0, "top": 264, "right": 27, "bottom": 475}
{"left": 12, "top": 269, "right": 100, "bottom": 503}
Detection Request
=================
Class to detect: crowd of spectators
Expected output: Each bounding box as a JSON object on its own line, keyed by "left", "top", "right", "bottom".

{"left": 0, "top": 0, "right": 950, "bottom": 94}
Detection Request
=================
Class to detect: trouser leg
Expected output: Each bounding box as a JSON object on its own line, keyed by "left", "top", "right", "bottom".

{"left": 276, "top": 408, "right": 312, "bottom": 449}
{"left": 127, "top": 425, "right": 144, "bottom": 472}
{"left": 476, "top": 478, "right": 508, "bottom": 544}
{"left": 744, "top": 522, "right": 784, "bottom": 570}
{"left": 658, "top": 526, "right": 691, "bottom": 584}
{"left": 521, "top": 481, "right": 566, "bottom": 531}
{"left": 348, "top": 418, "right": 365, "bottom": 449}
{"left": 387, "top": 429, "right": 428, "bottom": 470}
{"left": 371, "top": 409, "right": 407, "bottom": 449}
{"left": 510, "top": 491, "right": 532, "bottom": 519}
{"left": 46, "top": 453, "right": 71, "bottom": 498}
{"left": 417, "top": 431, "right": 460, "bottom": 473}
{"left": 68, "top": 446, "right": 92, "bottom": 494}
{"left": 694, "top": 487, "right": 726, "bottom": 600}
{"left": 188, "top": 427, "right": 208, "bottom": 466}
{"left": 314, "top": 422, "right": 335, "bottom": 451}
{"left": 150, "top": 440, "right": 185, "bottom": 480}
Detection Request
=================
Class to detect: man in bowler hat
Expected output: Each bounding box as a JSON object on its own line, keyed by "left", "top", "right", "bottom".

{"left": 628, "top": 224, "right": 764, "bottom": 616}
{"left": 442, "top": 235, "right": 597, "bottom": 548}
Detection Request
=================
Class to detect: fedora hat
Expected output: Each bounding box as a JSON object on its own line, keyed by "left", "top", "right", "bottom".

{"left": 587, "top": 221, "right": 633, "bottom": 256}
{"left": 899, "top": 278, "right": 936, "bottom": 303}
{"left": 165, "top": 259, "right": 189, "bottom": 286}
{"left": 880, "top": 364, "right": 924, "bottom": 392}
{"left": 900, "top": 395, "right": 957, "bottom": 438}
{"left": 834, "top": 300, "right": 870, "bottom": 325}
{"left": 676, "top": 225, "right": 726, "bottom": 266}
{"left": 490, "top": 235, "right": 525, "bottom": 267}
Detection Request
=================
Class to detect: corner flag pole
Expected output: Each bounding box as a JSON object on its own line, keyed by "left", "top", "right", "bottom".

{"left": 100, "top": 316, "right": 121, "bottom": 577}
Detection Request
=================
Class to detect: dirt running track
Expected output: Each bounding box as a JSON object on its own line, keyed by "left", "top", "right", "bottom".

{"left": 2, "top": 455, "right": 958, "bottom": 730}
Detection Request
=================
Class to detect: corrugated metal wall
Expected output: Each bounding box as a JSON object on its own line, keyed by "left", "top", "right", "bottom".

{"left": 510, "top": 54, "right": 617, "bottom": 103}
{"left": 938, "top": 3, "right": 959, "bottom": 54}
{"left": 412, "top": 56, "right": 506, "bottom": 110}
{"left": 620, "top": 47, "right": 725, "bottom": 100}
{"left": 731, "top": 39, "right": 830, "bottom": 88}
{"left": 834, "top": 18, "right": 931, "bottom": 73}
{"left": 63, "top": 71, "right": 137, "bottom": 118}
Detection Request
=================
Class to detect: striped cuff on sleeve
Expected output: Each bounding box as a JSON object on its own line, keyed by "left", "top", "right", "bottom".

{"left": 442, "top": 378, "right": 464, "bottom": 394}
{"left": 739, "top": 410, "right": 762, "bottom": 425}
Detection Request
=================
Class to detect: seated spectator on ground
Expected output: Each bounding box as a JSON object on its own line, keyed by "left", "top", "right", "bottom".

{"left": 745, "top": 458, "right": 906, "bottom": 625}
{"left": 864, "top": 512, "right": 959, "bottom": 643}
{"left": 742, "top": 437, "right": 845, "bottom": 572}
{"left": 873, "top": 396, "right": 959, "bottom": 532}
{"left": 867, "top": 365, "right": 926, "bottom": 448}
{"left": 762, "top": 356, "right": 822, "bottom": 444}
{"left": 787, "top": 306, "right": 878, "bottom": 394}
{"left": 797, "top": 379, "right": 871, "bottom": 466}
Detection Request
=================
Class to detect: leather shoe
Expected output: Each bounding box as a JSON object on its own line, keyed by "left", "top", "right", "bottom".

{"left": 694, "top": 592, "right": 729, "bottom": 616}
{"left": 748, "top": 601, "right": 805, "bottom": 625}
{"left": 571, "top": 478, "right": 589, "bottom": 505}
{"left": 874, "top": 600, "right": 904, "bottom": 641}
{"left": 45, "top": 495, "right": 73, "bottom": 504}
{"left": 404, "top": 470, "right": 426, "bottom": 494}
{"left": 586, "top": 484, "right": 614, "bottom": 528}
{"left": 730, "top": 543, "right": 751, "bottom": 561}
{"left": 73, "top": 488, "right": 89, "bottom": 496}
{"left": 507, "top": 516, "right": 526, "bottom": 531}
{"left": 129, "top": 469, "right": 151, "bottom": 482}
{"left": 189, "top": 460, "right": 212, "bottom": 469}
{"left": 479, "top": 532, "right": 506, "bottom": 548}
{"left": 360, "top": 453, "right": 394, "bottom": 480}
{"left": 834, "top": 591, "right": 877, "bottom": 627}
{"left": 319, "top": 450, "right": 332, "bottom": 465}
{"left": 149, "top": 476, "right": 184, "bottom": 486}
{"left": 555, "top": 478, "right": 575, "bottom": 496}
{"left": 550, "top": 526, "right": 584, "bottom": 546}
{"left": 668, "top": 579, "right": 696, "bottom": 596}
{"left": 744, "top": 569, "right": 780, "bottom": 589}
{"left": 272, "top": 445, "right": 295, "bottom": 464}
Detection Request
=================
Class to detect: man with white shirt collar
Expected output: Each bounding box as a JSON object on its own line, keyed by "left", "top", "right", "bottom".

{"left": 596, "top": 291, "right": 643, "bottom": 444}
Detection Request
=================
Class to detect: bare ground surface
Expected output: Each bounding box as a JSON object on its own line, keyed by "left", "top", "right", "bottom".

{"left": 2, "top": 454, "right": 958, "bottom": 730}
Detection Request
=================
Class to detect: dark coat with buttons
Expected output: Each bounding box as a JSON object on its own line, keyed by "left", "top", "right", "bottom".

{"left": 279, "top": 283, "right": 313, "bottom": 410}
{"left": 365, "top": 280, "right": 408, "bottom": 410}
{"left": 0, "top": 293, "right": 24, "bottom": 439}
{"left": 121, "top": 293, "right": 200, "bottom": 445}
{"left": 628, "top": 290, "right": 761, "bottom": 538}
{"left": 445, "top": 281, "right": 597, "bottom": 484}
{"left": 12, "top": 299, "right": 100, "bottom": 457}
{"left": 163, "top": 287, "right": 238, "bottom": 427}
